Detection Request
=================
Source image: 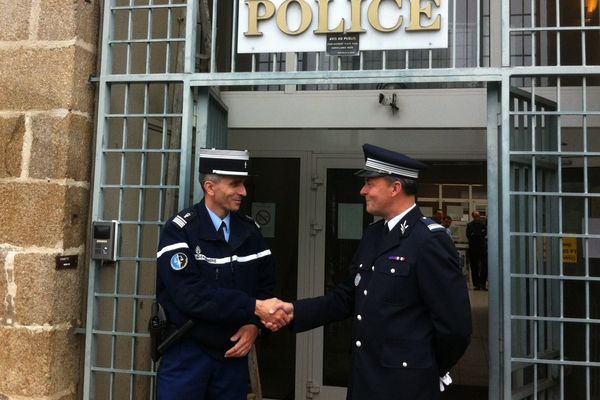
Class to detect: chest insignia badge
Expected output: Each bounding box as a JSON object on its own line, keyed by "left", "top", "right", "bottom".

{"left": 400, "top": 220, "right": 409, "bottom": 235}
{"left": 355, "top": 273, "right": 361, "bottom": 286}
{"left": 194, "top": 246, "right": 203, "bottom": 260}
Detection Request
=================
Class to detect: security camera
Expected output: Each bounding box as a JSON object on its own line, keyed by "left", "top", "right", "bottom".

{"left": 378, "top": 93, "right": 399, "bottom": 114}
{"left": 390, "top": 93, "right": 399, "bottom": 114}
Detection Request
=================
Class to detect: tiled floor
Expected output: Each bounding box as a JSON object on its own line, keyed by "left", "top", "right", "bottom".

{"left": 444, "top": 287, "right": 490, "bottom": 398}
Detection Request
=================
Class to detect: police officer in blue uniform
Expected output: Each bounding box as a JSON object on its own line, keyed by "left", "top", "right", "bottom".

{"left": 155, "top": 148, "right": 282, "bottom": 400}
{"left": 267, "top": 144, "right": 472, "bottom": 400}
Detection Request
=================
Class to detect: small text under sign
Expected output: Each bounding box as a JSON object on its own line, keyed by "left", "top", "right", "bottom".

{"left": 326, "top": 33, "right": 359, "bottom": 56}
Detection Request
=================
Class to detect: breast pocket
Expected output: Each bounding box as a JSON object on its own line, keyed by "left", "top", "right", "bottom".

{"left": 377, "top": 260, "right": 412, "bottom": 304}
{"left": 235, "top": 257, "right": 261, "bottom": 289}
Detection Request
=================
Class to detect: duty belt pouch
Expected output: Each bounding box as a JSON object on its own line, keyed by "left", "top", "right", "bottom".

{"left": 148, "top": 300, "right": 167, "bottom": 362}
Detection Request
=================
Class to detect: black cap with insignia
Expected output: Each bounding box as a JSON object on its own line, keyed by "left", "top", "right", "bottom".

{"left": 198, "top": 148, "right": 250, "bottom": 176}
{"left": 355, "top": 144, "right": 427, "bottom": 179}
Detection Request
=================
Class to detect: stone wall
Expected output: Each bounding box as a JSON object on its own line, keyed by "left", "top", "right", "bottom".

{"left": 0, "top": 0, "right": 99, "bottom": 398}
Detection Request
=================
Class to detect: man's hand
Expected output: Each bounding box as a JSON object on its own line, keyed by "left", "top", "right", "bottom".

{"left": 255, "top": 298, "right": 294, "bottom": 331}
{"left": 224, "top": 324, "right": 259, "bottom": 358}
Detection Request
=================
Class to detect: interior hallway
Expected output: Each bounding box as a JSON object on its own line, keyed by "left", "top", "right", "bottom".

{"left": 442, "top": 288, "right": 490, "bottom": 399}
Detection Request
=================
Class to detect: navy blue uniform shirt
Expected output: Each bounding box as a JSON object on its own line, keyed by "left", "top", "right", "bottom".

{"left": 156, "top": 199, "right": 276, "bottom": 359}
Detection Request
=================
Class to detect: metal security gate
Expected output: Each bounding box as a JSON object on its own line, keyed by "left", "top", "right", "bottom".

{"left": 506, "top": 87, "right": 561, "bottom": 398}
{"left": 83, "top": 1, "right": 202, "bottom": 398}
{"left": 502, "top": 75, "right": 600, "bottom": 400}
{"left": 84, "top": 0, "right": 600, "bottom": 399}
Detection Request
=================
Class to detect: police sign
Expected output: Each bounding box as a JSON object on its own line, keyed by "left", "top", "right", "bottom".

{"left": 237, "top": 0, "right": 448, "bottom": 53}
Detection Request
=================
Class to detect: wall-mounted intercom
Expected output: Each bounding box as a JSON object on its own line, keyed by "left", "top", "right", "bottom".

{"left": 91, "top": 220, "right": 119, "bottom": 262}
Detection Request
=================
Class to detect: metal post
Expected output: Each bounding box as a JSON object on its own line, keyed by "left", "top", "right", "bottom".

{"left": 501, "top": 72, "right": 512, "bottom": 400}
{"left": 487, "top": 82, "right": 502, "bottom": 400}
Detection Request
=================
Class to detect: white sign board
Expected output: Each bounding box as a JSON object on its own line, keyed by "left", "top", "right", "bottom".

{"left": 238, "top": 0, "right": 448, "bottom": 54}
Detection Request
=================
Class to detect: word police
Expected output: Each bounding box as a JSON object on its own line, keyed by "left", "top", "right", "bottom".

{"left": 244, "top": 0, "right": 442, "bottom": 37}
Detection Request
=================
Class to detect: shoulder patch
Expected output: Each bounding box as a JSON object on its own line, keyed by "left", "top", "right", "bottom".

{"left": 420, "top": 217, "right": 445, "bottom": 232}
{"left": 170, "top": 209, "right": 196, "bottom": 229}
{"left": 170, "top": 252, "right": 189, "bottom": 270}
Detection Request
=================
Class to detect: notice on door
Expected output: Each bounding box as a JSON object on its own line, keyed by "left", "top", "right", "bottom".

{"left": 252, "top": 202, "right": 276, "bottom": 238}
{"left": 338, "top": 203, "right": 363, "bottom": 240}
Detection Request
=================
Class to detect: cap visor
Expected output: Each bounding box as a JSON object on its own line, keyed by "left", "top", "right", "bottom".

{"left": 354, "top": 169, "right": 388, "bottom": 178}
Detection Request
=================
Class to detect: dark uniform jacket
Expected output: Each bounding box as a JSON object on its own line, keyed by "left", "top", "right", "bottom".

{"left": 293, "top": 206, "right": 472, "bottom": 400}
{"left": 156, "top": 200, "right": 276, "bottom": 359}
{"left": 466, "top": 219, "right": 487, "bottom": 254}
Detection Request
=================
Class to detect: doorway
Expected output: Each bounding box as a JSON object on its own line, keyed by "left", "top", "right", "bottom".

{"left": 237, "top": 151, "right": 491, "bottom": 399}
{"left": 241, "top": 157, "right": 301, "bottom": 400}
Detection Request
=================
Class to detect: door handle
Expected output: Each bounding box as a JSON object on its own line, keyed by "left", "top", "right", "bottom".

{"left": 310, "top": 222, "right": 323, "bottom": 236}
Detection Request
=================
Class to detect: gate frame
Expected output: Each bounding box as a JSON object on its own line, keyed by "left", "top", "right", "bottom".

{"left": 83, "top": 1, "right": 600, "bottom": 399}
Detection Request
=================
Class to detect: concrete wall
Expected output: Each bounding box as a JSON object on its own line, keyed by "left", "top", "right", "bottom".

{"left": 222, "top": 87, "right": 600, "bottom": 129}
{"left": 0, "top": 0, "right": 99, "bottom": 399}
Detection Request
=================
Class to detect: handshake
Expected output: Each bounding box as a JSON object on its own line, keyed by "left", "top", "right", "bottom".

{"left": 255, "top": 298, "right": 294, "bottom": 332}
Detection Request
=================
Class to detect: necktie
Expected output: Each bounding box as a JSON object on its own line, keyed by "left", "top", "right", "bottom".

{"left": 217, "top": 221, "right": 227, "bottom": 242}
{"left": 383, "top": 222, "right": 389, "bottom": 235}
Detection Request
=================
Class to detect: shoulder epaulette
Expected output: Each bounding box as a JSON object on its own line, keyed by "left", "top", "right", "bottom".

{"left": 171, "top": 209, "right": 196, "bottom": 229}
{"left": 420, "top": 217, "right": 445, "bottom": 232}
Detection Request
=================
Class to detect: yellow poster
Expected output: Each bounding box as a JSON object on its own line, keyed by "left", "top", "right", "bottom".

{"left": 562, "top": 238, "right": 577, "bottom": 264}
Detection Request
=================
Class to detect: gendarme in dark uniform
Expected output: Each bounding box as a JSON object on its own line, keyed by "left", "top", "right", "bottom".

{"left": 292, "top": 144, "right": 472, "bottom": 400}
{"left": 155, "top": 149, "right": 276, "bottom": 400}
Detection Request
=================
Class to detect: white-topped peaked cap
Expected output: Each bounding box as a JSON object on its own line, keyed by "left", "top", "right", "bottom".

{"left": 198, "top": 148, "right": 250, "bottom": 176}
{"left": 355, "top": 143, "right": 427, "bottom": 179}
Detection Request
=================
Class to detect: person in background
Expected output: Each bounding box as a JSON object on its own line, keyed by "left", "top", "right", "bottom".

{"left": 432, "top": 208, "right": 444, "bottom": 224}
{"left": 442, "top": 215, "right": 453, "bottom": 237}
{"left": 466, "top": 211, "right": 487, "bottom": 290}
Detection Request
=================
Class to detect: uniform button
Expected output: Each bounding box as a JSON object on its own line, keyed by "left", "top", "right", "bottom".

{"left": 402, "top": 362, "right": 408, "bottom": 367}
{"left": 371, "top": 266, "right": 375, "bottom": 271}
{"left": 356, "top": 341, "right": 362, "bottom": 347}
{"left": 391, "top": 268, "right": 396, "bottom": 274}
{"left": 363, "top": 290, "right": 368, "bottom": 295}
{"left": 357, "top": 314, "right": 362, "bottom": 321}
{"left": 359, "top": 263, "right": 363, "bottom": 268}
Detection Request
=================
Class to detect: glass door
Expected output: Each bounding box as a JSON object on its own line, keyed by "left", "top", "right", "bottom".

{"left": 309, "top": 156, "right": 368, "bottom": 399}
{"left": 242, "top": 157, "right": 301, "bottom": 400}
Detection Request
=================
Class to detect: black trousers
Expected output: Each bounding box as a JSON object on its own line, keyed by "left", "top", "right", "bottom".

{"left": 469, "top": 249, "right": 487, "bottom": 289}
